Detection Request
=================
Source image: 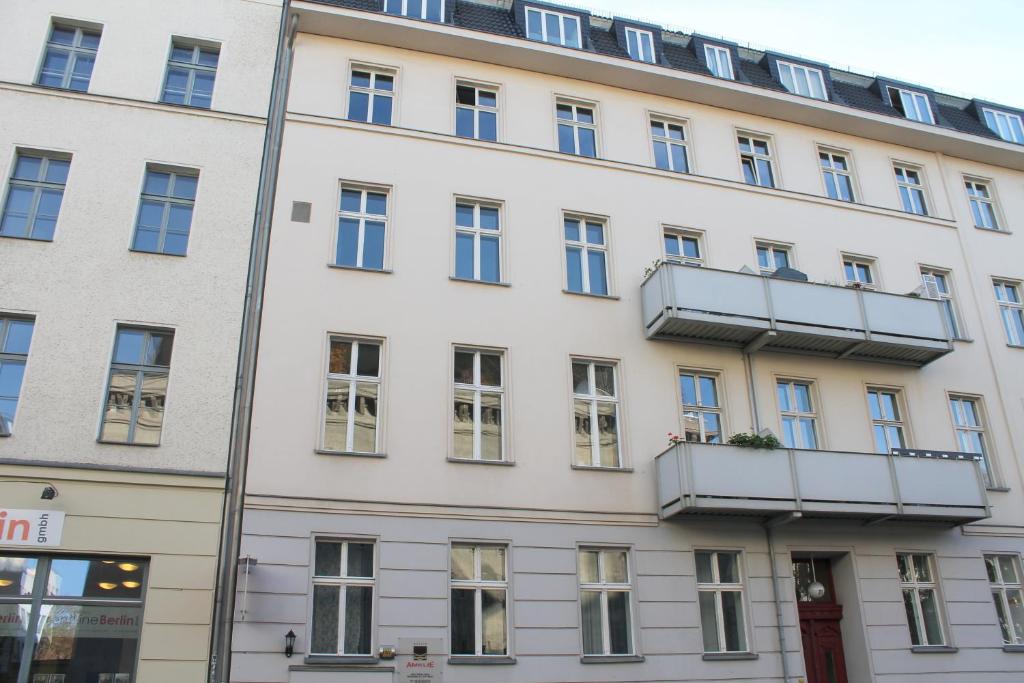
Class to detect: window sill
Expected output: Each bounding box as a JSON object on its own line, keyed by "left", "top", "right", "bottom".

{"left": 301, "top": 655, "right": 381, "bottom": 667}
{"left": 327, "top": 263, "right": 393, "bottom": 274}
{"left": 1008, "top": 344, "right": 1024, "bottom": 350}
{"left": 702, "top": 651, "right": 759, "bottom": 661}
{"left": 1003, "top": 644, "right": 1024, "bottom": 652}
{"left": 951, "top": 337, "right": 974, "bottom": 343}
{"left": 910, "top": 645, "right": 958, "bottom": 654}
{"left": 449, "top": 276, "right": 511, "bottom": 288}
{"left": 447, "top": 457, "right": 514, "bottom": 466}
{"left": 0, "top": 234, "right": 54, "bottom": 243}
{"left": 974, "top": 226, "right": 1013, "bottom": 235}
{"left": 96, "top": 439, "right": 160, "bottom": 448}
{"left": 580, "top": 655, "right": 644, "bottom": 664}
{"left": 562, "top": 289, "right": 620, "bottom": 300}
{"left": 571, "top": 464, "right": 633, "bottom": 473}
{"left": 315, "top": 449, "right": 386, "bottom": 459}
{"left": 128, "top": 247, "right": 187, "bottom": 258}
{"left": 448, "top": 656, "right": 516, "bottom": 665}
{"left": 987, "top": 486, "right": 1011, "bottom": 493}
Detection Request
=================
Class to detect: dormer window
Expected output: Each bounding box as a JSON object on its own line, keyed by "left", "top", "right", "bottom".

{"left": 888, "top": 87, "right": 934, "bottom": 124}
{"left": 777, "top": 61, "right": 826, "bottom": 100}
{"left": 982, "top": 108, "right": 1024, "bottom": 143}
{"left": 704, "top": 44, "right": 733, "bottom": 80}
{"left": 625, "top": 27, "right": 655, "bottom": 63}
{"left": 384, "top": 0, "right": 444, "bottom": 22}
{"left": 526, "top": 7, "right": 581, "bottom": 48}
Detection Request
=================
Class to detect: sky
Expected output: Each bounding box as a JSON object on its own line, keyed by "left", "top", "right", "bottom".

{"left": 567, "top": 0, "right": 1024, "bottom": 109}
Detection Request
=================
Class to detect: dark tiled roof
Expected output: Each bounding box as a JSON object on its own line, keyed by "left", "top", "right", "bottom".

{"left": 317, "top": 0, "right": 1019, "bottom": 145}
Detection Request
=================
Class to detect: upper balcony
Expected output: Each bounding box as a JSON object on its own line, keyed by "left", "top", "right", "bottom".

{"left": 641, "top": 263, "right": 953, "bottom": 366}
{"left": 655, "top": 442, "right": 990, "bottom": 526}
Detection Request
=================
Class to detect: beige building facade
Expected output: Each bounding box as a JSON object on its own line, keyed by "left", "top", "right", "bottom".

{"left": 0, "top": 1, "right": 282, "bottom": 681}
{"left": 232, "top": 2, "right": 1024, "bottom": 683}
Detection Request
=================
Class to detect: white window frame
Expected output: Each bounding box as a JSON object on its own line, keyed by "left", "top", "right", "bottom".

{"left": 649, "top": 116, "right": 690, "bottom": 173}
{"left": 624, "top": 27, "right": 655, "bottom": 63}
{"left": 897, "top": 552, "right": 947, "bottom": 647}
{"left": 696, "top": 550, "right": 750, "bottom": 654}
{"left": 577, "top": 547, "right": 635, "bottom": 657}
{"left": 0, "top": 315, "right": 35, "bottom": 435}
{"left": 755, "top": 240, "right": 792, "bottom": 275}
{"left": 982, "top": 108, "right": 1024, "bottom": 144}
{"left": 948, "top": 393, "right": 992, "bottom": 485}
{"left": 737, "top": 133, "right": 776, "bottom": 188}
{"left": 704, "top": 44, "right": 734, "bottom": 80}
{"left": 384, "top": 0, "right": 444, "bottom": 20}
{"left": 309, "top": 538, "right": 377, "bottom": 656}
{"left": 679, "top": 369, "right": 724, "bottom": 443}
{"left": 453, "top": 198, "right": 503, "bottom": 283}
{"left": 776, "top": 378, "right": 819, "bottom": 450}
{"left": 867, "top": 387, "right": 907, "bottom": 454}
{"left": 818, "top": 147, "right": 856, "bottom": 202}
{"left": 555, "top": 99, "right": 599, "bottom": 157}
{"left": 985, "top": 554, "right": 1024, "bottom": 645}
{"left": 454, "top": 80, "right": 499, "bottom": 141}
{"left": 449, "top": 543, "right": 510, "bottom": 657}
{"left": 322, "top": 336, "right": 383, "bottom": 454}
{"left": 993, "top": 280, "right": 1024, "bottom": 347}
{"left": 451, "top": 347, "right": 506, "bottom": 462}
{"left": 571, "top": 359, "right": 622, "bottom": 469}
{"left": 525, "top": 7, "right": 582, "bottom": 48}
{"left": 563, "top": 214, "right": 610, "bottom": 295}
{"left": 777, "top": 60, "right": 827, "bottom": 100}
{"left": 335, "top": 184, "right": 389, "bottom": 270}
{"left": 920, "top": 268, "right": 963, "bottom": 340}
{"left": 893, "top": 163, "right": 929, "bottom": 216}
{"left": 964, "top": 177, "right": 1001, "bottom": 230}
{"left": 663, "top": 227, "right": 704, "bottom": 267}
{"left": 889, "top": 87, "right": 935, "bottom": 124}
{"left": 842, "top": 254, "right": 877, "bottom": 289}
{"left": 347, "top": 66, "right": 396, "bottom": 125}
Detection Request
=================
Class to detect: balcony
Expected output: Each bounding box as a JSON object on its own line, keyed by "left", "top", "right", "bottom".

{"left": 655, "top": 442, "right": 990, "bottom": 526}
{"left": 641, "top": 263, "right": 953, "bottom": 366}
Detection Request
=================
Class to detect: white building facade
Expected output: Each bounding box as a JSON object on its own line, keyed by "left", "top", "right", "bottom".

{"left": 0, "top": 1, "right": 282, "bottom": 681}
{"left": 232, "top": 2, "right": 1024, "bottom": 682}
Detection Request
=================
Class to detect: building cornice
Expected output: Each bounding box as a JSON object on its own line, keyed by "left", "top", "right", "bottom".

{"left": 292, "top": 1, "right": 1024, "bottom": 172}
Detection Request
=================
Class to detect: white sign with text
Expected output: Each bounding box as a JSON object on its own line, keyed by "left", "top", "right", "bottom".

{"left": 0, "top": 509, "right": 65, "bottom": 547}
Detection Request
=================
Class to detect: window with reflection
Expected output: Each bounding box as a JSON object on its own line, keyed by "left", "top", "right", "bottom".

{"left": 452, "top": 348, "right": 504, "bottom": 462}
{"left": 0, "top": 555, "right": 146, "bottom": 683}
{"left": 0, "top": 316, "right": 35, "bottom": 435}
{"left": 571, "top": 360, "right": 620, "bottom": 468}
{"left": 450, "top": 544, "right": 508, "bottom": 657}
{"left": 696, "top": 550, "right": 748, "bottom": 653}
{"left": 384, "top": 0, "right": 444, "bottom": 22}
{"left": 897, "top": 553, "right": 947, "bottom": 646}
{"left": 985, "top": 554, "right": 1024, "bottom": 645}
{"left": 650, "top": 118, "right": 689, "bottom": 173}
{"left": 310, "top": 540, "right": 375, "bottom": 656}
{"left": 100, "top": 327, "right": 173, "bottom": 445}
{"left": 868, "top": 388, "right": 906, "bottom": 453}
{"left": 455, "top": 83, "right": 498, "bottom": 141}
{"left": 454, "top": 201, "right": 501, "bottom": 283}
{"left": 323, "top": 338, "right": 381, "bottom": 454}
{"left": 564, "top": 216, "right": 608, "bottom": 295}
{"left": 819, "top": 148, "right": 855, "bottom": 202}
{"left": 679, "top": 371, "right": 722, "bottom": 443}
{"left": 161, "top": 40, "right": 219, "bottom": 109}
{"left": 578, "top": 548, "right": 633, "bottom": 656}
{"left": 525, "top": 7, "right": 581, "bottom": 48}
{"left": 777, "top": 379, "right": 818, "bottom": 449}
{"left": 663, "top": 229, "right": 703, "bottom": 267}
{"left": 1, "top": 152, "right": 70, "bottom": 241}
{"left": 949, "top": 395, "right": 991, "bottom": 485}
{"left": 994, "top": 280, "right": 1024, "bottom": 347}
{"left": 131, "top": 167, "right": 198, "bottom": 256}
{"left": 347, "top": 68, "right": 394, "bottom": 125}
{"left": 894, "top": 164, "right": 928, "bottom": 215}
{"left": 755, "top": 242, "right": 791, "bottom": 275}
{"left": 738, "top": 134, "right": 775, "bottom": 188}
{"left": 555, "top": 101, "right": 597, "bottom": 157}
{"left": 336, "top": 186, "right": 388, "bottom": 270}
{"left": 37, "top": 23, "right": 101, "bottom": 92}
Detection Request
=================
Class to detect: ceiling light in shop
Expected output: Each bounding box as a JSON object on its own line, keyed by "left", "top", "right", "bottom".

{"left": 117, "top": 563, "right": 139, "bottom": 572}
{"left": 98, "top": 582, "right": 118, "bottom": 590}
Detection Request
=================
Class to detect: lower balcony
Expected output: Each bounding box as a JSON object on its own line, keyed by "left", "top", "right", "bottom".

{"left": 655, "top": 442, "right": 990, "bottom": 526}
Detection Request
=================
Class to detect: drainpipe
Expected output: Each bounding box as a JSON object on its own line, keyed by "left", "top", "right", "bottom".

{"left": 208, "top": 7, "right": 298, "bottom": 683}
{"left": 743, "top": 351, "right": 761, "bottom": 432}
{"left": 765, "top": 526, "right": 794, "bottom": 683}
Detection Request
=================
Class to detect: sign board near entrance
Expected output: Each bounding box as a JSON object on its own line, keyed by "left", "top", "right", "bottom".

{"left": 397, "top": 637, "right": 444, "bottom": 683}
{"left": 0, "top": 509, "right": 65, "bottom": 547}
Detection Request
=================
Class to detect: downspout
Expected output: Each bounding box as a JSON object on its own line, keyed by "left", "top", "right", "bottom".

{"left": 765, "top": 525, "right": 794, "bottom": 683}
{"left": 209, "top": 7, "right": 298, "bottom": 683}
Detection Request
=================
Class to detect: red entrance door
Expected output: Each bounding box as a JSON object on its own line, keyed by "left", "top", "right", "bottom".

{"left": 794, "top": 559, "right": 849, "bottom": 683}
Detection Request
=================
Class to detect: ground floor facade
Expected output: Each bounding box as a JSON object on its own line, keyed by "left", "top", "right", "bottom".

{"left": 231, "top": 497, "right": 1024, "bottom": 683}
{"left": 0, "top": 463, "right": 225, "bottom": 683}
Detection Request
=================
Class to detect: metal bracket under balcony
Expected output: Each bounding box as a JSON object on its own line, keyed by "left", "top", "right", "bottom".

{"left": 655, "top": 442, "right": 991, "bottom": 526}
{"left": 641, "top": 263, "right": 954, "bottom": 366}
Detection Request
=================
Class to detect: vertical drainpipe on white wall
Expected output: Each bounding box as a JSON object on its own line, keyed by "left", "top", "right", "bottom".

{"left": 208, "top": 6, "right": 298, "bottom": 683}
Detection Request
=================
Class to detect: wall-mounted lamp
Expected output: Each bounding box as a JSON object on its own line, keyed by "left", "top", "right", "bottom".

{"left": 285, "top": 630, "right": 296, "bottom": 658}
{"left": 378, "top": 645, "right": 396, "bottom": 660}
{"left": 40, "top": 485, "right": 58, "bottom": 500}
